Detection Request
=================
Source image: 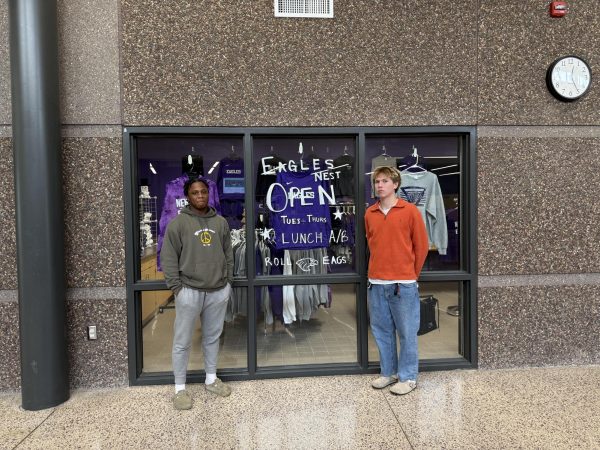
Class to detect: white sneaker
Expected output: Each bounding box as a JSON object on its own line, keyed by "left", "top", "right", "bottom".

{"left": 390, "top": 380, "right": 417, "bottom": 395}
{"left": 371, "top": 375, "right": 398, "bottom": 389}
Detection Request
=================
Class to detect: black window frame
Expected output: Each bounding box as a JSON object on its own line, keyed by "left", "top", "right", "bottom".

{"left": 123, "top": 126, "right": 478, "bottom": 386}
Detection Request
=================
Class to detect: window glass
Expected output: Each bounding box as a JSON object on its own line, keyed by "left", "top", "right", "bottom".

{"left": 141, "top": 289, "right": 247, "bottom": 373}
{"left": 257, "top": 283, "right": 357, "bottom": 367}
{"left": 253, "top": 137, "right": 357, "bottom": 277}
{"left": 132, "top": 131, "right": 471, "bottom": 378}
{"left": 368, "top": 281, "right": 463, "bottom": 363}
{"left": 136, "top": 136, "right": 244, "bottom": 281}
{"left": 365, "top": 136, "right": 461, "bottom": 271}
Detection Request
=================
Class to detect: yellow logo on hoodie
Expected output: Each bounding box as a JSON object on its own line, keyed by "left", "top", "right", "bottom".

{"left": 194, "top": 228, "right": 214, "bottom": 246}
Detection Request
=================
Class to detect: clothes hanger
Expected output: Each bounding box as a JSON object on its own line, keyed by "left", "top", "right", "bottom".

{"left": 228, "top": 145, "right": 243, "bottom": 160}
{"left": 379, "top": 145, "right": 394, "bottom": 161}
{"left": 183, "top": 148, "right": 204, "bottom": 177}
{"left": 183, "top": 146, "right": 201, "bottom": 176}
{"left": 406, "top": 146, "right": 426, "bottom": 172}
{"left": 267, "top": 145, "right": 287, "bottom": 164}
{"left": 300, "top": 142, "right": 317, "bottom": 163}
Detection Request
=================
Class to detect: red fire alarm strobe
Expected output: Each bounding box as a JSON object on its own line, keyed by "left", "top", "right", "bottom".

{"left": 549, "top": 1, "right": 568, "bottom": 17}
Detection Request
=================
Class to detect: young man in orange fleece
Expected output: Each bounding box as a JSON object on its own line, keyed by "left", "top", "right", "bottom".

{"left": 365, "top": 166, "right": 428, "bottom": 395}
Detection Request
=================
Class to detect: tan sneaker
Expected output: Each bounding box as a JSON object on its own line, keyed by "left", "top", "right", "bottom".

{"left": 390, "top": 380, "right": 417, "bottom": 395}
{"left": 173, "top": 389, "right": 192, "bottom": 410}
{"left": 371, "top": 375, "right": 398, "bottom": 389}
{"left": 205, "top": 378, "right": 231, "bottom": 397}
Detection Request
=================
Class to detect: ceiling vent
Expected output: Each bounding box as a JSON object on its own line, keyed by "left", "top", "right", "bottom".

{"left": 275, "top": 0, "right": 334, "bottom": 18}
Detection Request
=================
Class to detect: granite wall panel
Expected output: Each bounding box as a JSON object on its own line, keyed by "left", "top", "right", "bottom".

{"left": 121, "top": 0, "right": 478, "bottom": 127}
{"left": 0, "top": 290, "right": 129, "bottom": 391}
{"left": 67, "top": 294, "right": 128, "bottom": 388}
{"left": 57, "top": 0, "right": 121, "bottom": 125}
{"left": 478, "top": 136, "right": 600, "bottom": 275}
{"left": 2, "top": 1, "right": 122, "bottom": 126}
{"left": 0, "top": 3, "right": 10, "bottom": 125}
{"left": 3, "top": 0, "right": 600, "bottom": 393}
{"left": 478, "top": 285, "right": 600, "bottom": 369}
{"left": 0, "top": 300, "right": 20, "bottom": 390}
{"left": 62, "top": 137, "right": 125, "bottom": 288}
{"left": 479, "top": 1, "right": 600, "bottom": 124}
{"left": 0, "top": 139, "right": 17, "bottom": 290}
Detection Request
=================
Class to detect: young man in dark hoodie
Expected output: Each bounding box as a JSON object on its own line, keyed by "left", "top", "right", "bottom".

{"left": 161, "top": 177, "right": 234, "bottom": 410}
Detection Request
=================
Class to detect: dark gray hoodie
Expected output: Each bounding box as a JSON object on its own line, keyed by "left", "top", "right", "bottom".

{"left": 160, "top": 205, "right": 233, "bottom": 293}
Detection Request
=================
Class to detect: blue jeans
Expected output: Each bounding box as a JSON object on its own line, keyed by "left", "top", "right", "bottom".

{"left": 368, "top": 283, "right": 420, "bottom": 382}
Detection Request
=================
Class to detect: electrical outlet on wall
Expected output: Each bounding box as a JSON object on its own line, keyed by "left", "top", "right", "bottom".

{"left": 87, "top": 325, "right": 97, "bottom": 340}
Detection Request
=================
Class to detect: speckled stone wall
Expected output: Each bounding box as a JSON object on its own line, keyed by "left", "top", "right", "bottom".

{"left": 477, "top": 130, "right": 600, "bottom": 368}
{"left": 1, "top": 0, "right": 126, "bottom": 391}
{"left": 479, "top": 1, "right": 600, "bottom": 125}
{"left": 478, "top": 134, "right": 600, "bottom": 275}
{"left": 0, "top": 135, "right": 18, "bottom": 389}
{"left": 3, "top": 0, "right": 600, "bottom": 390}
{"left": 0, "top": 135, "right": 20, "bottom": 390}
{"left": 1, "top": 1, "right": 121, "bottom": 125}
{"left": 121, "top": 1, "right": 600, "bottom": 127}
{"left": 62, "top": 136, "right": 125, "bottom": 288}
{"left": 475, "top": 0, "right": 600, "bottom": 369}
{"left": 0, "top": 133, "right": 128, "bottom": 390}
{"left": 0, "top": 3, "right": 10, "bottom": 125}
{"left": 57, "top": 0, "right": 121, "bottom": 125}
{"left": 0, "top": 138, "right": 17, "bottom": 290}
{"left": 61, "top": 135, "right": 128, "bottom": 389}
{"left": 0, "top": 299, "right": 20, "bottom": 390}
{"left": 121, "top": 0, "right": 478, "bottom": 126}
{"left": 0, "top": 292, "right": 129, "bottom": 390}
{"left": 119, "top": 0, "right": 600, "bottom": 374}
{"left": 478, "top": 284, "right": 600, "bottom": 369}
{"left": 67, "top": 289, "right": 128, "bottom": 388}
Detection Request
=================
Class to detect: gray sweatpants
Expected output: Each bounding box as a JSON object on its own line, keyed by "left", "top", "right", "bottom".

{"left": 172, "top": 284, "right": 231, "bottom": 384}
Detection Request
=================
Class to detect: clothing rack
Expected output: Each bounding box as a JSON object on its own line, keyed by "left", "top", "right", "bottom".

{"left": 329, "top": 204, "right": 355, "bottom": 214}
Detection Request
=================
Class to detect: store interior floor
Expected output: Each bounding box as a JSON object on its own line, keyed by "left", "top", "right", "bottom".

{"left": 142, "top": 283, "right": 462, "bottom": 373}
{"left": 4, "top": 365, "right": 600, "bottom": 449}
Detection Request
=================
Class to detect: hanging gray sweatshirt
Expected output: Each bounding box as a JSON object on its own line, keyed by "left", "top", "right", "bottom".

{"left": 160, "top": 205, "right": 234, "bottom": 294}
{"left": 397, "top": 170, "right": 448, "bottom": 255}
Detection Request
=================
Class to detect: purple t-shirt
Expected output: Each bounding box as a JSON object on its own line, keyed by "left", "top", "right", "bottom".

{"left": 269, "top": 169, "right": 333, "bottom": 250}
{"left": 217, "top": 157, "right": 245, "bottom": 200}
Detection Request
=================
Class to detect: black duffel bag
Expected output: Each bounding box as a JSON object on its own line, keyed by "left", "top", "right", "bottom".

{"left": 417, "top": 295, "right": 439, "bottom": 336}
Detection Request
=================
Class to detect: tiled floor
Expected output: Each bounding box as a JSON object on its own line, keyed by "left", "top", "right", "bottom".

{"left": 2, "top": 366, "right": 600, "bottom": 449}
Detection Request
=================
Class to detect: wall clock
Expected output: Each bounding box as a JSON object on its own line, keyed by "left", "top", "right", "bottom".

{"left": 546, "top": 56, "right": 592, "bottom": 102}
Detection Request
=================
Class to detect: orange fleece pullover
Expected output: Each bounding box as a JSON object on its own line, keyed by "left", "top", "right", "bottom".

{"left": 365, "top": 198, "right": 429, "bottom": 280}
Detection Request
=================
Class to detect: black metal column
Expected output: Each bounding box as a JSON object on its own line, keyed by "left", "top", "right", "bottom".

{"left": 9, "top": 0, "right": 69, "bottom": 410}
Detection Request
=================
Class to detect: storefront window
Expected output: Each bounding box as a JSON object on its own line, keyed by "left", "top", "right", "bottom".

{"left": 136, "top": 136, "right": 245, "bottom": 281}
{"left": 253, "top": 137, "right": 357, "bottom": 277}
{"left": 141, "top": 289, "right": 248, "bottom": 373}
{"left": 256, "top": 283, "right": 357, "bottom": 367}
{"left": 127, "top": 128, "right": 475, "bottom": 383}
{"left": 136, "top": 136, "right": 248, "bottom": 374}
{"left": 365, "top": 136, "right": 461, "bottom": 271}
